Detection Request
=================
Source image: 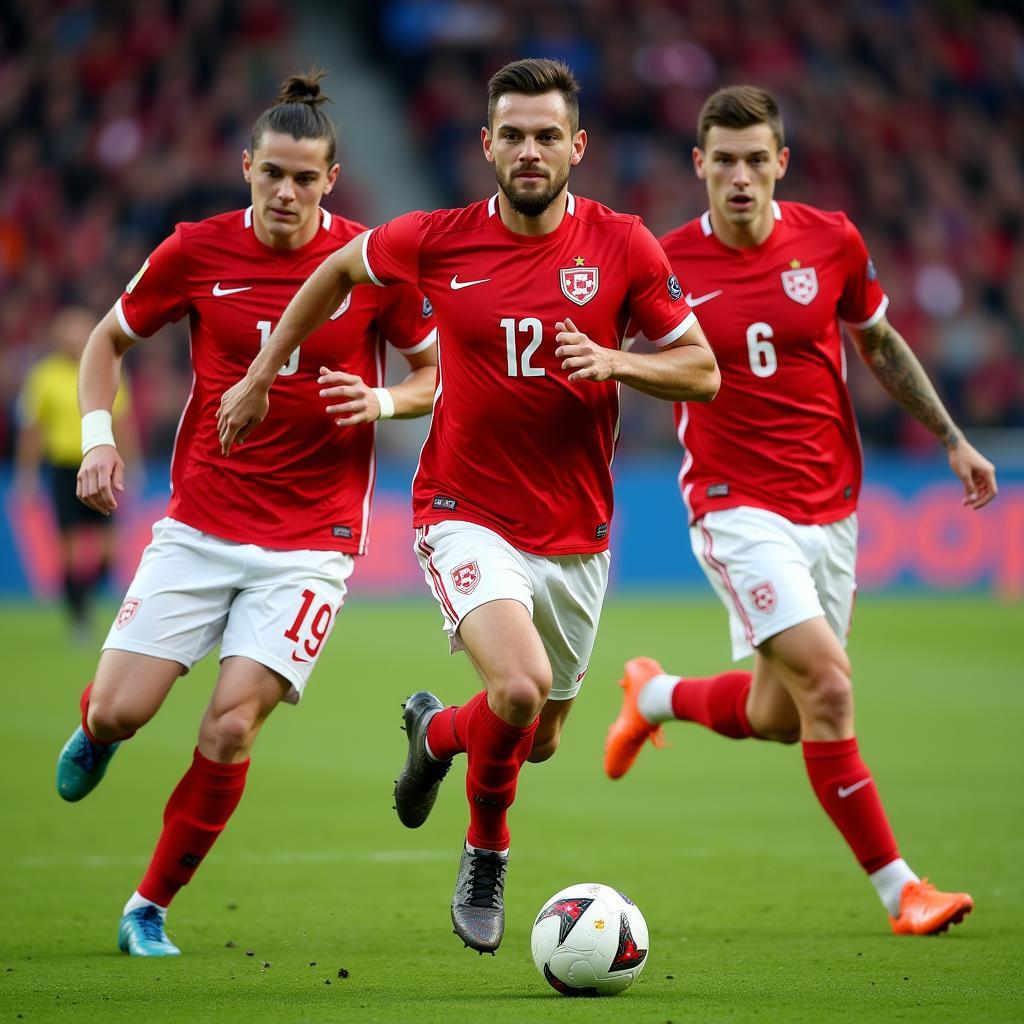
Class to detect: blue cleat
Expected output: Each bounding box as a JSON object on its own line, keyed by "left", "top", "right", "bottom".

{"left": 56, "top": 726, "right": 120, "bottom": 802}
{"left": 118, "top": 905, "right": 181, "bottom": 957}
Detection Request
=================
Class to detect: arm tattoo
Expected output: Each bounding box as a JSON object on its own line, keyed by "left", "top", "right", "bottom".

{"left": 855, "top": 321, "right": 959, "bottom": 449}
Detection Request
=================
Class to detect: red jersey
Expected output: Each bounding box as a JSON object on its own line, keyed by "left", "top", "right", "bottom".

{"left": 117, "top": 207, "right": 436, "bottom": 553}
{"left": 364, "top": 194, "right": 695, "bottom": 555}
{"left": 660, "top": 201, "right": 887, "bottom": 525}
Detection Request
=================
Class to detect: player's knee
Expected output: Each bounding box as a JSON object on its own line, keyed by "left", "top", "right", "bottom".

{"left": 494, "top": 672, "right": 551, "bottom": 723}
{"left": 86, "top": 697, "right": 145, "bottom": 740}
{"left": 207, "top": 708, "right": 259, "bottom": 759}
{"left": 803, "top": 663, "right": 853, "bottom": 728}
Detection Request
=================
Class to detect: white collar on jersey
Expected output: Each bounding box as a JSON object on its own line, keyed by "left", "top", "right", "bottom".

{"left": 700, "top": 199, "right": 781, "bottom": 236}
{"left": 243, "top": 206, "right": 333, "bottom": 230}
{"left": 487, "top": 192, "right": 577, "bottom": 216}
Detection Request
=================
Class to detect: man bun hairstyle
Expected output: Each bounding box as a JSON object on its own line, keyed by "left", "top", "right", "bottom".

{"left": 697, "top": 85, "right": 784, "bottom": 152}
{"left": 487, "top": 58, "right": 581, "bottom": 134}
{"left": 251, "top": 69, "right": 338, "bottom": 164}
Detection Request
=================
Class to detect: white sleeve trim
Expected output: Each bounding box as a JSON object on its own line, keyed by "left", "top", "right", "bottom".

{"left": 842, "top": 294, "right": 889, "bottom": 330}
{"left": 648, "top": 311, "right": 697, "bottom": 348}
{"left": 115, "top": 297, "right": 148, "bottom": 341}
{"left": 396, "top": 326, "right": 438, "bottom": 354}
{"left": 361, "top": 230, "right": 385, "bottom": 288}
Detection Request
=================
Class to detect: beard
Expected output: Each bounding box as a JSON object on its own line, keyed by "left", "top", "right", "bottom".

{"left": 496, "top": 163, "right": 570, "bottom": 217}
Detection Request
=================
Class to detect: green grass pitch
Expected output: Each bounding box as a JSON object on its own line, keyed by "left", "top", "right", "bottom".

{"left": 2, "top": 594, "right": 1022, "bottom": 1023}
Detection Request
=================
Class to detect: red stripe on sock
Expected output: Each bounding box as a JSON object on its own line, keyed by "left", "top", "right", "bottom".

{"left": 463, "top": 698, "right": 538, "bottom": 851}
{"left": 671, "top": 671, "right": 754, "bottom": 739}
{"left": 802, "top": 737, "right": 900, "bottom": 874}
{"left": 138, "top": 748, "right": 249, "bottom": 907}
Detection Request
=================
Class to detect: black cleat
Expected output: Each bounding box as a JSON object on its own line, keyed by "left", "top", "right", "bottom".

{"left": 451, "top": 844, "right": 507, "bottom": 954}
{"left": 394, "top": 691, "right": 451, "bottom": 829}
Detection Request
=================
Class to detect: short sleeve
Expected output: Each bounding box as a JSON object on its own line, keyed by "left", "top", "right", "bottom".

{"left": 377, "top": 284, "right": 437, "bottom": 353}
{"left": 626, "top": 221, "right": 697, "bottom": 347}
{"left": 837, "top": 216, "right": 888, "bottom": 329}
{"left": 363, "top": 211, "right": 431, "bottom": 289}
{"left": 117, "top": 227, "right": 191, "bottom": 340}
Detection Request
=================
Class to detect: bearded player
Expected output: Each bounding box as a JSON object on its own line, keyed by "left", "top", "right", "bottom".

{"left": 605, "top": 85, "right": 996, "bottom": 937}
{"left": 219, "top": 59, "right": 719, "bottom": 953}
{"left": 55, "top": 72, "right": 437, "bottom": 956}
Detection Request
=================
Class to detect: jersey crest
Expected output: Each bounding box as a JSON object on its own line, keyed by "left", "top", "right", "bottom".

{"left": 560, "top": 266, "right": 600, "bottom": 306}
{"left": 115, "top": 597, "right": 142, "bottom": 629}
{"left": 451, "top": 560, "right": 480, "bottom": 595}
{"left": 781, "top": 265, "right": 818, "bottom": 305}
{"left": 749, "top": 582, "right": 777, "bottom": 614}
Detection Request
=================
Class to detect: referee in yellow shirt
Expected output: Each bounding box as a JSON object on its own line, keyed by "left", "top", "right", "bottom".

{"left": 15, "top": 307, "right": 137, "bottom": 639}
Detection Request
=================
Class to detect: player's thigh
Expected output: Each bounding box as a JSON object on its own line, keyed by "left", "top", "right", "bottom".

{"left": 101, "top": 517, "right": 239, "bottom": 671}
{"left": 459, "top": 599, "right": 552, "bottom": 696}
{"left": 690, "top": 507, "right": 825, "bottom": 660}
{"left": 90, "top": 648, "right": 184, "bottom": 727}
{"left": 221, "top": 546, "right": 353, "bottom": 705}
{"left": 528, "top": 549, "right": 611, "bottom": 701}
{"left": 414, "top": 520, "right": 538, "bottom": 665}
{"left": 197, "top": 656, "right": 292, "bottom": 754}
{"left": 757, "top": 616, "right": 851, "bottom": 699}
{"left": 812, "top": 513, "right": 858, "bottom": 644}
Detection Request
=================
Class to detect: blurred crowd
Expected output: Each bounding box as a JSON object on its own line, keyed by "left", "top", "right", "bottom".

{"left": 3, "top": 0, "right": 1023, "bottom": 467}
{"left": 370, "top": 0, "right": 1024, "bottom": 454}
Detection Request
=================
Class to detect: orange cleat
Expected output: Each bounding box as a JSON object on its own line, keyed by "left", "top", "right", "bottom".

{"left": 604, "top": 656, "right": 669, "bottom": 780}
{"left": 889, "top": 879, "right": 973, "bottom": 935}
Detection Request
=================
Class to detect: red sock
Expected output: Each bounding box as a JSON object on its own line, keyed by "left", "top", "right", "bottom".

{"left": 671, "top": 671, "right": 754, "bottom": 739}
{"left": 462, "top": 696, "right": 538, "bottom": 851}
{"left": 802, "top": 737, "right": 899, "bottom": 873}
{"left": 138, "top": 748, "right": 249, "bottom": 907}
{"left": 79, "top": 682, "right": 136, "bottom": 744}
{"left": 426, "top": 692, "right": 487, "bottom": 761}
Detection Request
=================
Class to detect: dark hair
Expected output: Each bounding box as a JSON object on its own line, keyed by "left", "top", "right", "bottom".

{"left": 486, "top": 58, "right": 581, "bottom": 134}
{"left": 250, "top": 69, "right": 337, "bottom": 164}
{"left": 697, "top": 85, "right": 784, "bottom": 151}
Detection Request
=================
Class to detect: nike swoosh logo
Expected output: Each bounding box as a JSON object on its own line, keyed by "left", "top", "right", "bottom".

{"left": 212, "top": 283, "right": 252, "bottom": 296}
{"left": 450, "top": 275, "right": 491, "bottom": 290}
{"left": 837, "top": 778, "right": 872, "bottom": 799}
{"left": 684, "top": 289, "right": 723, "bottom": 307}
{"left": 290, "top": 651, "right": 311, "bottom": 663}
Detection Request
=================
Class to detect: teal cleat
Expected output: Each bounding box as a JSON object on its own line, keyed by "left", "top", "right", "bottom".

{"left": 118, "top": 905, "right": 181, "bottom": 957}
{"left": 56, "top": 726, "right": 120, "bottom": 802}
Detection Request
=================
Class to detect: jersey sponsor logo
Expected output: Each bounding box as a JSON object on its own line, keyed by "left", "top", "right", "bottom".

{"left": 329, "top": 295, "right": 352, "bottom": 320}
{"left": 332, "top": 525, "right": 353, "bottom": 539}
{"left": 667, "top": 274, "right": 683, "bottom": 301}
{"left": 866, "top": 258, "right": 877, "bottom": 282}
{"left": 450, "top": 275, "right": 491, "bottom": 290}
{"left": 126, "top": 259, "right": 149, "bottom": 294}
{"left": 451, "top": 560, "right": 480, "bottom": 595}
{"left": 433, "top": 495, "right": 458, "bottom": 511}
{"left": 595, "top": 522, "right": 609, "bottom": 540}
{"left": 212, "top": 282, "right": 253, "bottom": 297}
{"left": 684, "top": 288, "right": 723, "bottom": 308}
{"left": 560, "top": 266, "right": 599, "bottom": 306}
{"left": 749, "top": 581, "right": 777, "bottom": 614}
{"left": 114, "top": 597, "right": 141, "bottom": 629}
{"left": 422, "top": 296, "right": 433, "bottom": 317}
{"left": 837, "top": 778, "right": 872, "bottom": 799}
{"left": 781, "top": 265, "right": 818, "bottom": 305}
{"left": 707, "top": 483, "right": 729, "bottom": 498}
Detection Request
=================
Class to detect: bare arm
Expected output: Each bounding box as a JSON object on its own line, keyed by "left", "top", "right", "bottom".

{"left": 77, "top": 307, "right": 138, "bottom": 514}
{"left": 849, "top": 315, "right": 997, "bottom": 509}
{"left": 318, "top": 341, "right": 438, "bottom": 426}
{"left": 217, "top": 232, "right": 373, "bottom": 453}
{"left": 555, "top": 317, "right": 720, "bottom": 402}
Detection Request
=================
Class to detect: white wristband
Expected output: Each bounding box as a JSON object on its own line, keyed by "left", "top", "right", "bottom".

{"left": 371, "top": 387, "right": 395, "bottom": 420}
{"left": 81, "top": 410, "right": 116, "bottom": 456}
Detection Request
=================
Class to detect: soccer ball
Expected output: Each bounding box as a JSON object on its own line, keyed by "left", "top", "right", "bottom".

{"left": 531, "top": 882, "right": 649, "bottom": 996}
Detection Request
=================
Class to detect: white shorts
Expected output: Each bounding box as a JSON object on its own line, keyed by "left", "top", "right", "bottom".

{"left": 102, "top": 518, "right": 354, "bottom": 702}
{"left": 691, "top": 507, "right": 857, "bottom": 661}
{"left": 415, "top": 521, "right": 610, "bottom": 701}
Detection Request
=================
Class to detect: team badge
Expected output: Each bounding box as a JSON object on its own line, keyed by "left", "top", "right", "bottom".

{"left": 115, "top": 597, "right": 141, "bottom": 629}
{"left": 451, "top": 560, "right": 480, "bottom": 595}
{"left": 422, "top": 296, "right": 433, "bottom": 318}
{"left": 749, "top": 582, "right": 777, "bottom": 614}
{"left": 560, "top": 266, "right": 600, "bottom": 306}
{"left": 329, "top": 294, "right": 352, "bottom": 320}
{"left": 781, "top": 264, "right": 818, "bottom": 305}
{"left": 667, "top": 274, "right": 682, "bottom": 301}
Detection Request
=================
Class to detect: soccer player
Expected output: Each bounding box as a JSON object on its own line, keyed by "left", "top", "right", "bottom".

{"left": 55, "top": 72, "right": 438, "bottom": 956}
{"left": 15, "top": 307, "right": 137, "bottom": 641}
{"left": 218, "top": 58, "right": 720, "bottom": 953}
{"left": 604, "top": 85, "right": 997, "bottom": 936}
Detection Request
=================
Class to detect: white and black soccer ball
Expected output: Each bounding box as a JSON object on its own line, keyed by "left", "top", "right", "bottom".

{"left": 531, "top": 882, "right": 649, "bottom": 997}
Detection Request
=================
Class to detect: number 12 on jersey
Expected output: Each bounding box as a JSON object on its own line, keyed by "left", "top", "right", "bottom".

{"left": 257, "top": 320, "right": 300, "bottom": 376}
{"left": 501, "top": 317, "right": 545, "bottom": 378}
